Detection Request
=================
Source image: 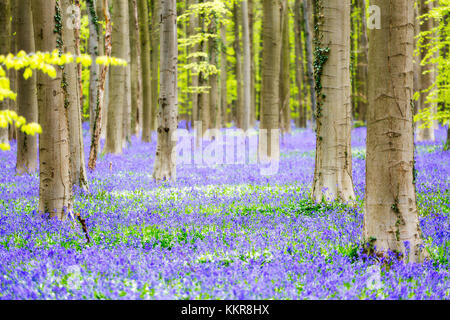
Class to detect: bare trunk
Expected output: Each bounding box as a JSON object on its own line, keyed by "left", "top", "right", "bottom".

{"left": 15, "top": 0, "right": 38, "bottom": 175}
{"left": 150, "top": 0, "right": 160, "bottom": 132}
{"left": 220, "top": 22, "right": 228, "bottom": 127}
{"left": 233, "top": 2, "right": 244, "bottom": 129}
{"left": 279, "top": 1, "right": 291, "bottom": 134}
{"left": 294, "top": 0, "right": 307, "bottom": 128}
{"left": 153, "top": 0, "right": 178, "bottom": 181}
{"left": 303, "top": 0, "right": 316, "bottom": 128}
{"left": 260, "top": 0, "right": 282, "bottom": 161}
{"left": 364, "top": 0, "right": 426, "bottom": 263}
{"left": 139, "top": 0, "right": 153, "bottom": 142}
{"left": 208, "top": 6, "right": 220, "bottom": 130}
{"left": 417, "top": 0, "right": 436, "bottom": 142}
{"left": 32, "top": 0, "right": 73, "bottom": 220}
{"left": 88, "top": 0, "right": 100, "bottom": 138}
{"left": 104, "top": 0, "right": 128, "bottom": 154}
{"left": 0, "top": 0, "right": 10, "bottom": 145}
{"left": 356, "top": 0, "right": 368, "bottom": 122}
{"left": 62, "top": 0, "right": 89, "bottom": 191}
{"left": 188, "top": 0, "right": 199, "bottom": 127}
{"left": 242, "top": 0, "right": 251, "bottom": 131}
{"left": 88, "top": 0, "right": 112, "bottom": 170}
{"left": 312, "top": 0, "right": 355, "bottom": 202}
{"left": 248, "top": 0, "right": 256, "bottom": 127}
{"left": 130, "top": 0, "right": 142, "bottom": 136}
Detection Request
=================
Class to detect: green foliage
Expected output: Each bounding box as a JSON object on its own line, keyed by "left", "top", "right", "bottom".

{"left": 414, "top": 0, "right": 450, "bottom": 128}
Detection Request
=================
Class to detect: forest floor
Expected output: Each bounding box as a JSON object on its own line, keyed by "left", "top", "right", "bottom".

{"left": 0, "top": 125, "right": 449, "bottom": 299}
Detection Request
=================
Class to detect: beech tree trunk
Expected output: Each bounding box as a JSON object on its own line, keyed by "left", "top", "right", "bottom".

{"left": 233, "top": 2, "right": 244, "bottom": 129}
{"left": 129, "top": 0, "right": 141, "bottom": 136}
{"left": 87, "top": 0, "right": 100, "bottom": 138}
{"left": 242, "top": 0, "right": 251, "bottom": 131}
{"left": 279, "top": 2, "right": 291, "bottom": 134}
{"left": 188, "top": 0, "right": 199, "bottom": 127}
{"left": 153, "top": 0, "right": 178, "bottom": 181}
{"left": 208, "top": 6, "right": 220, "bottom": 130}
{"left": 294, "top": 0, "right": 307, "bottom": 128}
{"left": 150, "top": 0, "right": 160, "bottom": 132}
{"left": 364, "top": 0, "right": 426, "bottom": 263}
{"left": 15, "top": 0, "right": 38, "bottom": 175}
{"left": 356, "top": 0, "right": 368, "bottom": 122}
{"left": 417, "top": 0, "right": 436, "bottom": 142}
{"left": 260, "top": 0, "right": 282, "bottom": 160}
{"left": 32, "top": 0, "right": 73, "bottom": 220}
{"left": 104, "top": 0, "right": 128, "bottom": 154}
{"left": 312, "top": 0, "right": 355, "bottom": 202}
{"left": 62, "top": 0, "right": 89, "bottom": 191}
{"left": 303, "top": 0, "right": 316, "bottom": 127}
{"left": 0, "top": 0, "right": 10, "bottom": 146}
{"left": 220, "top": 22, "right": 228, "bottom": 127}
{"left": 139, "top": 0, "right": 153, "bottom": 142}
{"left": 248, "top": 0, "right": 256, "bottom": 128}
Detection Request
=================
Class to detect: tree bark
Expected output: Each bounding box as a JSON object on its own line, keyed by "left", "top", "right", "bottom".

{"left": 104, "top": 0, "right": 128, "bottom": 154}
{"left": 129, "top": 0, "right": 141, "bottom": 136}
{"left": 233, "top": 2, "right": 244, "bottom": 129}
{"left": 87, "top": 0, "right": 100, "bottom": 138}
{"left": 208, "top": 5, "right": 220, "bottom": 130}
{"left": 302, "top": 0, "right": 316, "bottom": 128}
{"left": 15, "top": 0, "right": 38, "bottom": 175}
{"left": 355, "top": 0, "right": 368, "bottom": 122}
{"left": 248, "top": 0, "right": 256, "bottom": 127}
{"left": 242, "top": 0, "right": 251, "bottom": 131}
{"left": 364, "top": 0, "right": 426, "bottom": 262}
{"left": 220, "top": 22, "right": 228, "bottom": 127}
{"left": 312, "top": 0, "right": 355, "bottom": 202}
{"left": 153, "top": 0, "right": 178, "bottom": 181}
{"left": 0, "top": 0, "right": 10, "bottom": 145}
{"left": 260, "top": 0, "right": 282, "bottom": 160}
{"left": 32, "top": 0, "right": 73, "bottom": 220}
{"left": 417, "top": 0, "right": 436, "bottom": 142}
{"left": 279, "top": 1, "right": 291, "bottom": 134}
{"left": 188, "top": 0, "right": 199, "bottom": 127}
{"left": 139, "top": 0, "right": 153, "bottom": 142}
{"left": 294, "top": 0, "right": 307, "bottom": 128}
{"left": 150, "top": 0, "right": 160, "bottom": 132}
{"left": 62, "top": 0, "right": 89, "bottom": 191}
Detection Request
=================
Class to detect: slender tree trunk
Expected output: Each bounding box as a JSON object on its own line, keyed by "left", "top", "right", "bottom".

{"left": 15, "top": 0, "right": 38, "bottom": 175}
{"left": 279, "top": 1, "right": 291, "bottom": 134}
{"left": 260, "top": 0, "right": 282, "bottom": 161}
{"left": 122, "top": 25, "right": 132, "bottom": 148}
{"left": 0, "top": 0, "right": 10, "bottom": 145}
{"left": 62, "top": 0, "right": 89, "bottom": 191}
{"left": 303, "top": 0, "right": 316, "bottom": 128}
{"left": 417, "top": 0, "right": 436, "bottom": 142}
{"left": 220, "top": 22, "right": 228, "bottom": 127}
{"left": 364, "top": 0, "right": 426, "bottom": 263}
{"left": 87, "top": 0, "right": 100, "bottom": 138}
{"left": 150, "top": 0, "right": 160, "bottom": 132}
{"left": 242, "top": 0, "right": 251, "bottom": 131}
{"left": 208, "top": 6, "right": 220, "bottom": 130}
{"left": 139, "top": 0, "right": 153, "bottom": 142}
{"left": 153, "top": 0, "right": 178, "bottom": 181}
{"left": 88, "top": 0, "right": 112, "bottom": 170}
{"left": 294, "top": 0, "right": 307, "bottom": 128}
{"left": 356, "top": 0, "right": 368, "bottom": 122}
{"left": 233, "top": 2, "right": 244, "bottom": 129}
{"left": 188, "top": 0, "right": 199, "bottom": 127}
{"left": 130, "top": 0, "right": 142, "bottom": 136}
{"left": 32, "top": 0, "right": 73, "bottom": 220}
{"left": 312, "top": 0, "right": 355, "bottom": 202}
{"left": 248, "top": 0, "right": 256, "bottom": 127}
{"left": 74, "top": 0, "right": 84, "bottom": 118}
{"left": 198, "top": 10, "right": 210, "bottom": 135}
{"left": 104, "top": 0, "right": 128, "bottom": 154}
{"left": 413, "top": 3, "right": 421, "bottom": 122}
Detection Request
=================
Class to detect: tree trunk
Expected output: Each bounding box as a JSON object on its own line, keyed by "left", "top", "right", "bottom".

{"left": 32, "top": 0, "right": 73, "bottom": 220}
{"left": 303, "top": 0, "right": 316, "bottom": 128}
{"left": 62, "top": 0, "right": 89, "bottom": 191}
{"left": 248, "top": 0, "right": 256, "bottom": 127}
{"left": 208, "top": 5, "right": 220, "bottom": 130}
{"left": 294, "top": 0, "right": 307, "bottom": 128}
{"left": 129, "top": 0, "right": 141, "bottom": 136}
{"left": 153, "top": 0, "right": 178, "bottom": 181}
{"left": 312, "top": 0, "right": 355, "bottom": 202}
{"left": 364, "top": 0, "right": 426, "bottom": 263}
{"left": 0, "top": 0, "right": 10, "bottom": 146}
{"left": 355, "top": 0, "right": 368, "bottom": 122}
{"left": 220, "top": 22, "right": 228, "bottom": 127}
{"left": 104, "top": 0, "right": 128, "bottom": 154}
{"left": 198, "top": 10, "right": 210, "bottom": 135}
{"left": 15, "top": 0, "right": 38, "bottom": 175}
{"left": 417, "top": 0, "right": 436, "bottom": 142}
{"left": 260, "top": 0, "right": 282, "bottom": 161}
{"left": 87, "top": 0, "right": 100, "bottom": 138}
{"left": 279, "top": 1, "right": 291, "bottom": 134}
{"left": 88, "top": 0, "right": 112, "bottom": 171}
{"left": 139, "top": 0, "right": 153, "bottom": 142}
{"left": 150, "top": 0, "right": 160, "bottom": 132}
{"left": 233, "top": 2, "right": 244, "bottom": 129}
{"left": 242, "top": 0, "right": 251, "bottom": 131}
